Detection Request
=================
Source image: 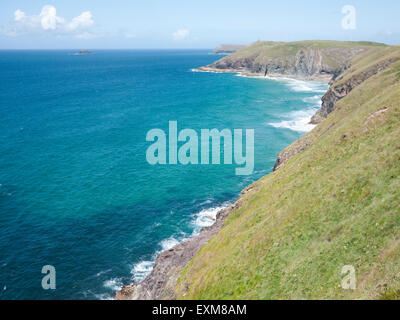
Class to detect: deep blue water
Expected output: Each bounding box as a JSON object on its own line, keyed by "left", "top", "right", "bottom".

{"left": 0, "top": 50, "right": 327, "bottom": 299}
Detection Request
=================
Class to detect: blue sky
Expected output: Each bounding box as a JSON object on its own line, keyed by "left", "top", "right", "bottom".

{"left": 0, "top": 0, "right": 399, "bottom": 49}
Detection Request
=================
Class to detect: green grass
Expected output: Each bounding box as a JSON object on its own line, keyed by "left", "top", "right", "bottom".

{"left": 380, "top": 289, "right": 400, "bottom": 300}
{"left": 175, "top": 47, "right": 400, "bottom": 300}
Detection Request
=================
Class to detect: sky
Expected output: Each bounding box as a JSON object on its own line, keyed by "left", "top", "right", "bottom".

{"left": 0, "top": 0, "right": 399, "bottom": 49}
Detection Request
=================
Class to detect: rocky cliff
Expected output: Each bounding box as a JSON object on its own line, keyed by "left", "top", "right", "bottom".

{"left": 198, "top": 41, "right": 386, "bottom": 81}
{"left": 310, "top": 57, "right": 400, "bottom": 124}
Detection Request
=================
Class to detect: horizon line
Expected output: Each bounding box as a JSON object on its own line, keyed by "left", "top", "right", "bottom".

{"left": 0, "top": 48, "right": 215, "bottom": 51}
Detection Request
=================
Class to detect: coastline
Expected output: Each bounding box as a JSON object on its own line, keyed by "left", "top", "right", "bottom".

{"left": 116, "top": 185, "right": 255, "bottom": 300}
{"left": 195, "top": 66, "right": 332, "bottom": 83}
{"left": 116, "top": 69, "right": 331, "bottom": 300}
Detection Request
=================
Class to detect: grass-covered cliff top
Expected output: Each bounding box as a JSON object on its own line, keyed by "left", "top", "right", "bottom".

{"left": 230, "top": 40, "right": 387, "bottom": 58}
{"left": 175, "top": 46, "right": 400, "bottom": 300}
{"left": 334, "top": 45, "right": 400, "bottom": 85}
{"left": 210, "top": 40, "right": 388, "bottom": 72}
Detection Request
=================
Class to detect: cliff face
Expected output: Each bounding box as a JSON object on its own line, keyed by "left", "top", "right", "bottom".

{"left": 199, "top": 41, "right": 386, "bottom": 81}
{"left": 310, "top": 57, "right": 400, "bottom": 124}
{"left": 209, "top": 47, "right": 352, "bottom": 80}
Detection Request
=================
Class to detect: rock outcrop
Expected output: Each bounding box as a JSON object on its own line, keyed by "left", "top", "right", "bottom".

{"left": 310, "top": 57, "right": 400, "bottom": 124}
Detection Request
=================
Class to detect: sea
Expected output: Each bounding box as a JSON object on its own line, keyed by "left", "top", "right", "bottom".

{"left": 0, "top": 50, "right": 328, "bottom": 299}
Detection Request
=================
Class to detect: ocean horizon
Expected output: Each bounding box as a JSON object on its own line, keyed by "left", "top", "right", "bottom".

{"left": 0, "top": 49, "right": 328, "bottom": 299}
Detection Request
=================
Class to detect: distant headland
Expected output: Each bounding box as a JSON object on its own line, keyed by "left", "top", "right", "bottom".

{"left": 212, "top": 44, "right": 247, "bottom": 54}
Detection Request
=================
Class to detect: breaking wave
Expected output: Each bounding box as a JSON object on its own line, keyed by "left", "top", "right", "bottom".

{"left": 128, "top": 203, "right": 229, "bottom": 285}
{"left": 265, "top": 76, "right": 328, "bottom": 93}
{"left": 269, "top": 107, "right": 319, "bottom": 132}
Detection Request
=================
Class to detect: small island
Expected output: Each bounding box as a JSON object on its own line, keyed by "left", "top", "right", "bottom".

{"left": 74, "top": 50, "right": 93, "bottom": 55}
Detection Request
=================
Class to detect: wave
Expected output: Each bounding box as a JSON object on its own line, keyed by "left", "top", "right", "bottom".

{"left": 235, "top": 73, "right": 265, "bottom": 79}
{"left": 265, "top": 76, "right": 328, "bottom": 93}
{"left": 193, "top": 69, "right": 328, "bottom": 95}
{"left": 100, "top": 239, "right": 181, "bottom": 297}
{"left": 233, "top": 73, "right": 328, "bottom": 94}
{"left": 269, "top": 107, "right": 319, "bottom": 132}
{"left": 103, "top": 278, "right": 124, "bottom": 291}
{"left": 95, "top": 269, "right": 111, "bottom": 278}
{"left": 303, "top": 95, "right": 323, "bottom": 105}
{"left": 160, "top": 237, "right": 180, "bottom": 251}
{"left": 268, "top": 78, "right": 327, "bottom": 132}
{"left": 126, "top": 203, "right": 229, "bottom": 287}
{"left": 190, "top": 68, "right": 221, "bottom": 74}
{"left": 131, "top": 260, "right": 154, "bottom": 282}
{"left": 113, "top": 202, "right": 228, "bottom": 289}
{"left": 191, "top": 205, "right": 227, "bottom": 235}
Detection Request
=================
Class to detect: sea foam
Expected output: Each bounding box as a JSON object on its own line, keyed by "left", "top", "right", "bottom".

{"left": 191, "top": 205, "right": 227, "bottom": 235}
{"left": 131, "top": 260, "right": 154, "bottom": 282}
{"left": 103, "top": 278, "right": 123, "bottom": 291}
{"left": 128, "top": 203, "right": 229, "bottom": 284}
{"left": 269, "top": 107, "right": 319, "bottom": 132}
{"left": 265, "top": 76, "right": 327, "bottom": 93}
{"left": 267, "top": 78, "right": 327, "bottom": 132}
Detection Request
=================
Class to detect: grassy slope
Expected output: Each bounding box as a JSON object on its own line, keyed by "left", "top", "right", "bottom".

{"left": 176, "top": 47, "right": 400, "bottom": 300}
{"left": 220, "top": 40, "right": 387, "bottom": 69}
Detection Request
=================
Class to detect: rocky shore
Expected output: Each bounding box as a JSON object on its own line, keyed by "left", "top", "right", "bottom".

{"left": 116, "top": 186, "right": 255, "bottom": 300}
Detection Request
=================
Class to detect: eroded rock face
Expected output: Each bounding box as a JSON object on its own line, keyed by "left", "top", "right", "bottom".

{"left": 264, "top": 49, "right": 326, "bottom": 78}
{"left": 208, "top": 47, "right": 367, "bottom": 80}
{"left": 310, "top": 57, "right": 400, "bottom": 124}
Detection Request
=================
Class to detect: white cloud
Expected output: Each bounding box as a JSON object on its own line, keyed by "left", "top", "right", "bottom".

{"left": 172, "top": 29, "right": 189, "bottom": 40}
{"left": 66, "top": 11, "right": 94, "bottom": 31}
{"left": 14, "top": 10, "right": 26, "bottom": 22}
{"left": 3, "top": 5, "right": 95, "bottom": 37}
{"left": 39, "top": 5, "right": 65, "bottom": 30}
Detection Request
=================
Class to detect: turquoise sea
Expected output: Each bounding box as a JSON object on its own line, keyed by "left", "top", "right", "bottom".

{"left": 0, "top": 50, "right": 327, "bottom": 299}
